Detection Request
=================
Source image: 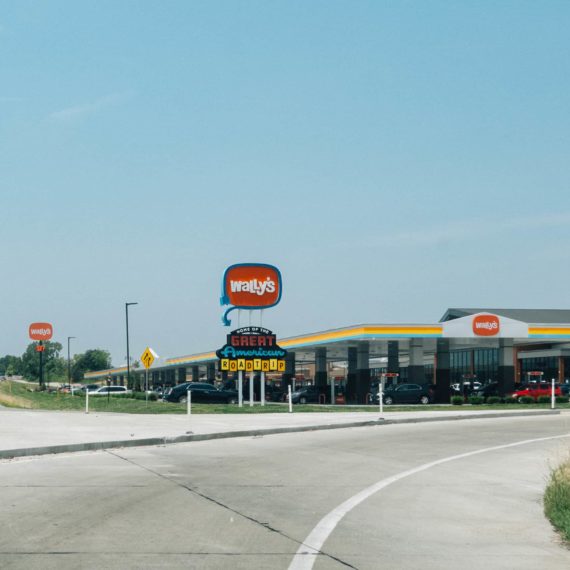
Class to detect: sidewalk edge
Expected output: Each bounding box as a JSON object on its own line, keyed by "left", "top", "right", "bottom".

{"left": 0, "top": 410, "right": 560, "bottom": 460}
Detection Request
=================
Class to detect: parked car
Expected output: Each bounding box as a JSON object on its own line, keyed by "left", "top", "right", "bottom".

{"left": 509, "top": 383, "right": 561, "bottom": 402}
{"left": 451, "top": 381, "right": 482, "bottom": 394}
{"left": 89, "top": 386, "right": 132, "bottom": 396}
{"left": 264, "top": 384, "right": 286, "bottom": 402}
{"left": 224, "top": 379, "right": 286, "bottom": 402}
{"left": 164, "top": 382, "right": 238, "bottom": 404}
{"left": 148, "top": 387, "right": 164, "bottom": 397}
{"left": 287, "top": 386, "right": 323, "bottom": 404}
{"left": 471, "top": 382, "right": 500, "bottom": 399}
{"left": 77, "top": 384, "right": 101, "bottom": 393}
{"left": 382, "top": 383, "right": 432, "bottom": 405}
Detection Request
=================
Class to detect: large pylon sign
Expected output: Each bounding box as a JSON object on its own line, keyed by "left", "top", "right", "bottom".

{"left": 220, "top": 263, "right": 282, "bottom": 326}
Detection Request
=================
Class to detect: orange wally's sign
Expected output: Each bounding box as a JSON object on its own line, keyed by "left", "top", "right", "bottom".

{"left": 29, "top": 322, "right": 53, "bottom": 341}
{"left": 220, "top": 263, "right": 282, "bottom": 326}
{"left": 472, "top": 315, "right": 500, "bottom": 336}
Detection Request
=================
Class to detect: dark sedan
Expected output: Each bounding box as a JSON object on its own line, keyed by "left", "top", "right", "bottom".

{"left": 287, "top": 386, "right": 323, "bottom": 404}
{"left": 164, "top": 382, "right": 238, "bottom": 404}
{"left": 471, "top": 382, "right": 500, "bottom": 399}
{"left": 382, "top": 383, "right": 431, "bottom": 405}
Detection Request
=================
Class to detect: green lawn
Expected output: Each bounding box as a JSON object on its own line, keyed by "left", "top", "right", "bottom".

{"left": 1, "top": 380, "right": 568, "bottom": 414}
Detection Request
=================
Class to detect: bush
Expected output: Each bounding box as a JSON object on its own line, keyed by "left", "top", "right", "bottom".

{"left": 519, "top": 396, "right": 535, "bottom": 404}
{"left": 451, "top": 396, "right": 464, "bottom": 406}
{"left": 486, "top": 396, "right": 501, "bottom": 405}
{"left": 537, "top": 396, "right": 552, "bottom": 404}
{"left": 504, "top": 397, "right": 518, "bottom": 404}
{"left": 131, "top": 391, "right": 158, "bottom": 401}
{"left": 544, "top": 462, "right": 570, "bottom": 543}
{"left": 468, "top": 396, "right": 484, "bottom": 405}
{"left": 556, "top": 396, "right": 569, "bottom": 404}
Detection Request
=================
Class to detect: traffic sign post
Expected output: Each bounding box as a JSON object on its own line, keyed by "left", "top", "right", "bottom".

{"left": 140, "top": 347, "right": 158, "bottom": 404}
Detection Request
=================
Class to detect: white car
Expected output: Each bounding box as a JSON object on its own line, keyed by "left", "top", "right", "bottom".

{"left": 451, "top": 381, "right": 482, "bottom": 392}
{"left": 88, "top": 386, "right": 132, "bottom": 396}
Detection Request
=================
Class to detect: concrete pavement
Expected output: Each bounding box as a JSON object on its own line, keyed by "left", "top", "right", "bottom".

{"left": 0, "top": 406, "right": 563, "bottom": 459}
{"left": 1, "top": 415, "right": 569, "bottom": 569}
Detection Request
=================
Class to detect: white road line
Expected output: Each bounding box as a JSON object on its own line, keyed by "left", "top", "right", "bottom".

{"left": 288, "top": 433, "right": 570, "bottom": 570}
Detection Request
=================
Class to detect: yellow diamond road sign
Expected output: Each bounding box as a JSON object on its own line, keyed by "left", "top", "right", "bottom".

{"left": 141, "top": 347, "right": 158, "bottom": 370}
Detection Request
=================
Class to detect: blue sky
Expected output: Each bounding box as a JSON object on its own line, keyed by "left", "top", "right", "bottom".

{"left": 1, "top": 1, "right": 569, "bottom": 365}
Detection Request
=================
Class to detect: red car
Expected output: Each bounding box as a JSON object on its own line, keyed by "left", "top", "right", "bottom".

{"left": 510, "top": 382, "right": 561, "bottom": 402}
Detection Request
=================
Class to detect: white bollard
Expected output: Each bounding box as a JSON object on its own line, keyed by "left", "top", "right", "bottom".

{"left": 551, "top": 378, "right": 556, "bottom": 410}
{"left": 85, "top": 390, "right": 89, "bottom": 414}
{"left": 379, "top": 383, "right": 383, "bottom": 415}
{"left": 288, "top": 385, "right": 293, "bottom": 413}
{"left": 187, "top": 389, "right": 191, "bottom": 416}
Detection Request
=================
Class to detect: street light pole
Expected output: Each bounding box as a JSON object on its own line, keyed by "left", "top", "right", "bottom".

{"left": 67, "top": 336, "right": 76, "bottom": 395}
{"left": 125, "top": 302, "right": 138, "bottom": 389}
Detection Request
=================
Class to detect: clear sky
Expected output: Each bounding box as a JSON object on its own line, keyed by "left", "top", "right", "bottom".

{"left": 2, "top": 1, "right": 569, "bottom": 366}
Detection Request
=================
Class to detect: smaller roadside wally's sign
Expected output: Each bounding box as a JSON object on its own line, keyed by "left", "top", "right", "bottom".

{"left": 29, "top": 322, "right": 53, "bottom": 341}
{"left": 220, "top": 263, "right": 282, "bottom": 325}
{"left": 216, "top": 327, "right": 287, "bottom": 372}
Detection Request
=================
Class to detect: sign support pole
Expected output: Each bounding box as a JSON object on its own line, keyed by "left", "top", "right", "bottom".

{"left": 238, "top": 370, "right": 243, "bottom": 407}
{"left": 260, "top": 371, "right": 265, "bottom": 406}
{"left": 288, "top": 385, "right": 292, "bottom": 413}
{"left": 249, "top": 371, "right": 254, "bottom": 407}
{"left": 38, "top": 341, "right": 44, "bottom": 389}
{"left": 330, "top": 379, "right": 335, "bottom": 405}
{"left": 551, "top": 378, "right": 556, "bottom": 410}
{"left": 145, "top": 368, "right": 149, "bottom": 404}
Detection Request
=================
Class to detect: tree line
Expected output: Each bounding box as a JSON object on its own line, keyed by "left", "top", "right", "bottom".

{"left": 0, "top": 343, "right": 112, "bottom": 383}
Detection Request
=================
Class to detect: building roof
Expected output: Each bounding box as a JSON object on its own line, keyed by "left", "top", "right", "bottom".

{"left": 440, "top": 308, "right": 570, "bottom": 324}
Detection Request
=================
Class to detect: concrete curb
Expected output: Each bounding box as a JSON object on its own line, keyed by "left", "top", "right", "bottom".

{"left": 0, "top": 410, "right": 560, "bottom": 460}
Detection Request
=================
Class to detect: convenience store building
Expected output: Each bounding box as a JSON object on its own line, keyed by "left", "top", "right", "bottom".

{"left": 85, "top": 308, "right": 570, "bottom": 403}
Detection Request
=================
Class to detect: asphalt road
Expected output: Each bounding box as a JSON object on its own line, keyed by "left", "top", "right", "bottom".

{"left": 1, "top": 414, "right": 569, "bottom": 569}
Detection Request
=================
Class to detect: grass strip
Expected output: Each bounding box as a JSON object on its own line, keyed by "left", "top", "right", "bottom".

{"left": 544, "top": 460, "right": 570, "bottom": 544}
{"left": 1, "top": 380, "right": 569, "bottom": 414}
